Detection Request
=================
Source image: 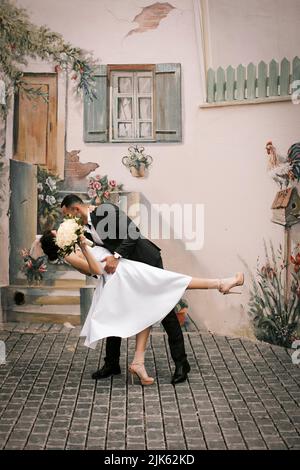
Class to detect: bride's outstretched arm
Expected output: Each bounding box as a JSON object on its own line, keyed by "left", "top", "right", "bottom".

{"left": 79, "top": 237, "right": 104, "bottom": 276}
{"left": 64, "top": 237, "right": 103, "bottom": 276}
{"left": 64, "top": 252, "right": 93, "bottom": 275}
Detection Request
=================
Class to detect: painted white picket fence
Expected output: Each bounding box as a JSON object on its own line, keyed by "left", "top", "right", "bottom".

{"left": 206, "top": 56, "right": 300, "bottom": 104}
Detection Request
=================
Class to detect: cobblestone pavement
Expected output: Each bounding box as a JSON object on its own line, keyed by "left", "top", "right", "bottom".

{"left": 0, "top": 320, "right": 299, "bottom": 450}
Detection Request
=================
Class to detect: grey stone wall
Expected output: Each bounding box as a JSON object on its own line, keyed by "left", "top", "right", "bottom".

{"left": 9, "top": 160, "right": 37, "bottom": 284}
{"left": 0, "top": 115, "right": 9, "bottom": 288}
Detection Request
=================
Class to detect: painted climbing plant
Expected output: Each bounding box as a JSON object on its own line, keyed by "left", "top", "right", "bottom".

{"left": 0, "top": 0, "right": 99, "bottom": 118}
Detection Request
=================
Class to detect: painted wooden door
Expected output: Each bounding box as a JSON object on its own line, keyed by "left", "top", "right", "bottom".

{"left": 14, "top": 74, "right": 58, "bottom": 172}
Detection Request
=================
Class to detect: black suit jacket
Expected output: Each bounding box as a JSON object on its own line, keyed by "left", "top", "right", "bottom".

{"left": 85, "top": 202, "right": 161, "bottom": 267}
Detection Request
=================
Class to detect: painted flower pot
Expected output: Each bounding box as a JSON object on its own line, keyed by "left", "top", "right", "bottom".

{"left": 130, "top": 163, "right": 146, "bottom": 177}
{"left": 176, "top": 307, "right": 188, "bottom": 326}
{"left": 95, "top": 193, "right": 119, "bottom": 205}
{"left": 109, "top": 192, "right": 120, "bottom": 204}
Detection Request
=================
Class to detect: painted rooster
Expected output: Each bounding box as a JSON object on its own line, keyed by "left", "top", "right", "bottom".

{"left": 266, "top": 141, "right": 300, "bottom": 188}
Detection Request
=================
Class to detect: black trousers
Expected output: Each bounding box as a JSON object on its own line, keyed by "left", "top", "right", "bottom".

{"left": 104, "top": 256, "right": 187, "bottom": 366}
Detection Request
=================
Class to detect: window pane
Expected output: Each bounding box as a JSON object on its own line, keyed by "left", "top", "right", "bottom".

{"left": 138, "top": 77, "right": 152, "bottom": 93}
{"left": 118, "top": 77, "right": 132, "bottom": 93}
{"left": 138, "top": 97, "right": 151, "bottom": 119}
{"left": 139, "top": 122, "right": 152, "bottom": 138}
{"left": 118, "top": 122, "right": 133, "bottom": 138}
{"left": 118, "top": 98, "right": 132, "bottom": 119}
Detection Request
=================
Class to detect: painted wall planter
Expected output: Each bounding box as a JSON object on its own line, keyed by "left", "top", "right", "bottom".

{"left": 122, "top": 145, "right": 153, "bottom": 178}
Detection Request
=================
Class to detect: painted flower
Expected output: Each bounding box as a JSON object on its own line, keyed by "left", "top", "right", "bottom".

{"left": 45, "top": 177, "right": 56, "bottom": 191}
{"left": 38, "top": 194, "right": 44, "bottom": 201}
{"left": 261, "top": 263, "right": 276, "bottom": 279}
{"left": 88, "top": 175, "right": 122, "bottom": 201}
{"left": 27, "top": 260, "right": 33, "bottom": 268}
{"left": 88, "top": 189, "right": 96, "bottom": 198}
{"left": 45, "top": 195, "right": 56, "bottom": 206}
{"left": 93, "top": 181, "right": 102, "bottom": 190}
{"left": 21, "top": 249, "right": 29, "bottom": 257}
{"left": 291, "top": 253, "right": 300, "bottom": 273}
{"left": 37, "top": 183, "right": 43, "bottom": 191}
{"left": 60, "top": 52, "right": 68, "bottom": 61}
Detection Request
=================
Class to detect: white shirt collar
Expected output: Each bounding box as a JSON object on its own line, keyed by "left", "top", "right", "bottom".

{"left": 87, "top": 210, "right": 92, "bottom": 226}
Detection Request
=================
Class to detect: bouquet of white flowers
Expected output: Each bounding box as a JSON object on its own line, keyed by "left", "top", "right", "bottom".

{"left": 55, "top": 216, "right": 93, "bottom": 257}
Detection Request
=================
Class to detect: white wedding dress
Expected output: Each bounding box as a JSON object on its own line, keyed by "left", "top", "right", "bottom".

{"left": 80, "top": 245, "right": 192, "bottom": 349}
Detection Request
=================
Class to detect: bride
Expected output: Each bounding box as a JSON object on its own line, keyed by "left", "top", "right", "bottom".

{"left": 40, "top": 230, "right": 244, "bottom": 386}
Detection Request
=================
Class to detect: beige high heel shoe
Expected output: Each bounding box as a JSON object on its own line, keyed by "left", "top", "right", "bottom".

{"left": 128, "top": 362, "right": 155, "bottom": 385}
{"left": 218, "top": 272, "right": 244, "bottom": 295}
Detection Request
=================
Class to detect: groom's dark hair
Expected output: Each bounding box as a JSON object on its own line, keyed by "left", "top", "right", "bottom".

{"left": 61, "top": 194, "right": 84, "bottom": 208}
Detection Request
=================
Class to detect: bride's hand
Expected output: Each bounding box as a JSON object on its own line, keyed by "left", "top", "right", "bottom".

{"left": 78, "top": 235, "right": 89, "bottom": 249}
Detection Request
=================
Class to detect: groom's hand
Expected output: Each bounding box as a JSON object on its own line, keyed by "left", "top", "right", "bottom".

{"left": 102, "top": 256, "right": 119, "bottom": 274}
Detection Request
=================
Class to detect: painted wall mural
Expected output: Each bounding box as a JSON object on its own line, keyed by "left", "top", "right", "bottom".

{"left": 63, "top": 150, "right": 99, "bottom": 192}
{"left": 241, "top": 141, "right": 300, "bottom": 348}
{"left": 126, "top": 2, "right": 175, "bottom": 37}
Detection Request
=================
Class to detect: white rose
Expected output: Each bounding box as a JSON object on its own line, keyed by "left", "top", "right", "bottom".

{"left": 45, "top": 195, "right": 56, "bottom": 206}
{"left": 46, "top": 177, "right": 56, "bottom": 191}
{"left": 55, "top": 219, "right": 82, "bottom": 249}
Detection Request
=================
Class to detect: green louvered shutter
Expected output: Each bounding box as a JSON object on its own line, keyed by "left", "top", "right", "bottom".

{"left": 155, "top": 63, "right": 181, "bottom": 142}
{"left": 83, "top": 65, "right": 108, "bottom": 142}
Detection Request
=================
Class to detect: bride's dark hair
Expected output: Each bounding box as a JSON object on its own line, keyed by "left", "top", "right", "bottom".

{"left": 40, "top": 230, "right": 59, "bottom": 261}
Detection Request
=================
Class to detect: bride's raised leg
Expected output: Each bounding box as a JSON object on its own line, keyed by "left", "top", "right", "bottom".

{"left": 187, "top": 272, "right": 244, "bottom": 294}
{"left": 129, "top": 327, "right": 154, "bottom": 385}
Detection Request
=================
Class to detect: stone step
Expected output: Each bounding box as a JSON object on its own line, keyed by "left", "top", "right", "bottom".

{"left": 2, "top": 285, "right": 83, "bottom": 324}
{"left": 35, "top": 296, "right": 79, "bottom": 305}
{"left": 13, "top": 278, "right": 86, "bottom": 288}
{"left": 53, "top": 279, "right": 86, "bottom": 287}
{"left": 7, "top": 285, "right": 82, "bottom": 291}
{"left": 8, "top": 311, "right": 81, "bottom": 325}
{"left": 5, "top": 286, "right": 80, "bottom": 306}
{"left": 10, "top": 304, "right": 80, "bottom": 314}
{"left": 8, "top": 303, "right": 81, "bottom": 325}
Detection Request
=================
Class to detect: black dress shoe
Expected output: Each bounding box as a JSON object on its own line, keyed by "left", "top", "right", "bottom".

{"left": 91, "top": 363, "right": 121, "bottom": 380}
{"left": 171, "top": 360, "right": 191, "bottom": 385}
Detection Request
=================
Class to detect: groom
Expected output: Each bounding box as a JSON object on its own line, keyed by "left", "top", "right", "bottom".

{"left": 61, "top": 194, "right": 190, "bottom": 384}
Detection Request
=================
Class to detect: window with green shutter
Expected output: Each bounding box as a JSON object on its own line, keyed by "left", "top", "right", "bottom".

{"left": 83, "top": 63, "right": 181, "bottom": 143}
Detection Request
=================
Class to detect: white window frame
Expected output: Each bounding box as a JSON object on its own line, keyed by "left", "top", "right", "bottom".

{"left": 109, "top": 70, "right": 154, "bottom": 143}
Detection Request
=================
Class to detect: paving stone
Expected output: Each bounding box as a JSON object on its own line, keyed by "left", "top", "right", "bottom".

{"left": 0, "top": 321, "right": 299, "bottom": 450}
